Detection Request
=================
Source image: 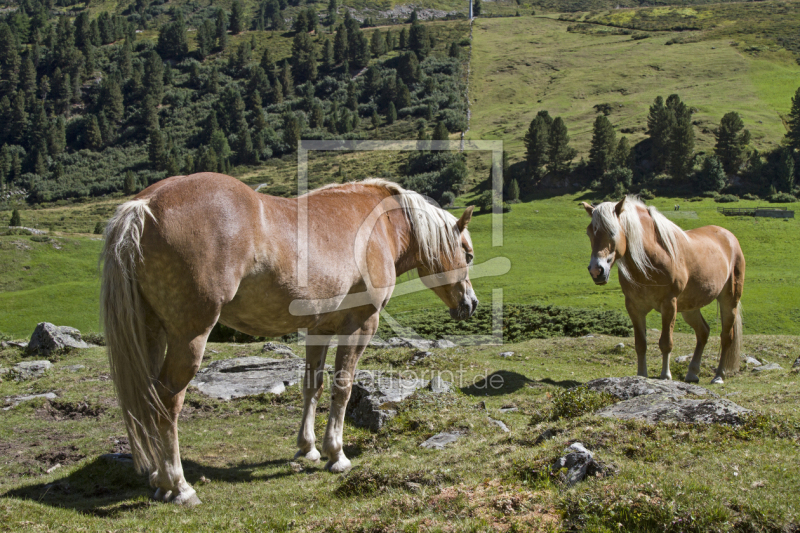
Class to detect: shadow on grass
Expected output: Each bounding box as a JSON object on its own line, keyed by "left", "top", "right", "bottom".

{"left": 0, "top": 453, "right": 319, "bottom": 516}
{"left": 460, "top": 370, "right": 534, "bottom": 396}
{"left": 538, "top": 377, "right": 584, "bottom": 389}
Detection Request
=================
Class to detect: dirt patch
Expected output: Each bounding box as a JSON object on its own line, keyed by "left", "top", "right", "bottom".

{"left": 37, "top": 400, "right": 106, "bottom": 421}
{"left": 108, "top": 436, "right": 130, "bottom": 454}
{"left": 35, "top": 445, "right": 85, "bottom": 466}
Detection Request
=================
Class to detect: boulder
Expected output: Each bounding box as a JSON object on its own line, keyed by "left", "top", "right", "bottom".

{"left": 27, "top": 323, "right": 94, "bottom": 356}
{"left": 745, "top": 357, "right": 762, "bottom": 366}
{"left": 595, "top": 393, "right": 750, "bottom": 424}
{"left": 433, "top": 339, "right": 457, "bottom": 349}
{"left": 583, "top": 376, "right": 718, "bottom": 401}
{"left": 419, "top": 430, "right": 466, "bottom": 450}
{"left": 261, "top": 342, "right": 298, "bottom": 358}
{"left": 386, "top": 337, "right": 435, "bottom": 350}
{"left": 551, "top": 442, "right": 611, "bottom": 486}
{"left": 346, "top": 370, "right": 446, "bottom": 431}
{"left": 752, "top": 363, "right": 782, "bottom": 373}
{"left": 63, "top": 364, "right": 85, "bottom": 373}
{"left": 793, "top": 357, "right": 800, "bottom": 369}
{"left": 189, "top": 357, "right": 305, "bottom": 400}
{"left": 488, "top": 417, "right": 510, "bottom": 433}
{"left": 429, "top": 374, "right": 451, "bottom": 394}
{"left": 13, "top": 360, "right": 53, "bottom": 380}
{"left": 499, "top": 352, "right": 514, "bottom": 358}
{"left": 583, "top": 376, "right": 750, "bottom": 424}
{"left": 3, "top": 392, "right": 57, "bottom": 410}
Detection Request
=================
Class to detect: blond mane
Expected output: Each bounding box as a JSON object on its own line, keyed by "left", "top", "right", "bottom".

{"left": 591, "top": 195, "right": 686, "bottom": 281}
{"left": 310, "top": 178, "right": 469, "bottom": 268}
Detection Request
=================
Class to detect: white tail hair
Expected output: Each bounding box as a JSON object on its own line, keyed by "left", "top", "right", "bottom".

{"left": 313, "top": 178, "right": 467, "bottom": 269}
{"left": 591, "top": 196, "right": 686, "bottom": 282}
{"left": 100, "top": 198, "right": 165, "bottom": 474}
{"left": 720, "top": 301, "right": 743, "bottom": 375}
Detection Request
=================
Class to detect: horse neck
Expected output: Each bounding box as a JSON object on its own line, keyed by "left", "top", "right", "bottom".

{"left": 381, "top": 193, "right": 419, "bottom": 276}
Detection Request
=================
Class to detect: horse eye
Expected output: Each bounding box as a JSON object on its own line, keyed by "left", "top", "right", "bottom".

{"left": 465, "top": 252, "right": 474, "bottom": 264}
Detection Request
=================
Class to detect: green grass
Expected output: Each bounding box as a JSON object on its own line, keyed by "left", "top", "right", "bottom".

{"left": 467, "top": 14, "right": 800, "bottom": 161}
{"left": 0, "top": 332, "right": 797, "bottom": 531}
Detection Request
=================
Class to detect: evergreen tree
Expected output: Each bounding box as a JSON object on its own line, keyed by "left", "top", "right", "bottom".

{"left": 144, "top": 51, "right": 165, "bottom": 104}
{"left": 124, "top": 170, "right": 137, "bottom": 195}
{"left": 293, "top": 11, "right": 308, "bottom": 34}
{"left": 589, "top": 115, "right": 616, "bottom": 175}
{"left": 786, "top": 87, "right": 800, "bottom": 151}
{"left": 157, "top": 12, "right": 188, "bottom": 59}
{"left": 20, "top": 54, "right": 36, "bottom": 97}
{"left": 283, "top": 112, "right": 300, "bottom": 151}
{"left": 10, "top": 94, "right": 28, "bottom": 144}
{"left": 351, "top": 30, "right": 369, "bottom": 69}
{"left": 207, "top": 66, "right": 220, "bottom": 95}
{"left": 120, "top": 37, "right": 132, "bottom": 78}
{"left": 196, "top": 19, "right": 216, "bottom": 59}
{"left": 523, "top": 115, "right": 549, "bottom": 179}
{"left": 448, "top": 41, "right": 461, "bottom": 59}
{"left": 199, "top": 146, "right": 219, "bottom": 173}
{"left": 614, "top": 136, "right": 631, "bottom": 170}
{"left": 433, "top": 121, "right": 449, "bottom": 141}
{"left": 148, "top": 129, "right": 166, "bottom": 170}
{"left": 306, "top": 8, "right": 318, "bottom": 34}
{"left": 646, "top": 96, "right": 670, "bottom": 173}
{"left": 370, "top": 30, "right": 385, "bottom": 58}
{"left": 216, "top": 9, "right": 228, "bottom": 50}
{"left": 322, "top": 37, "right": 333, "bottom": 71}
{"left": 291, "top": 32, "right": 317, "bottom": 83}
{"left": 697, "top": 155, "right": 726, "bottom": 192}
{"left": 85, "top": 115, "right": 104, "bottom": 151}
{"left": 48, "top": 117, "right": 66, "bottom": 156}
{"left": 371, "top": 109, "right": 380, "bottom": 129}
{"left": 775, "top": 148, "right": 795, "bottom": 192}
{"left": 715, "top": 111, "right": 750, "bottom": 174}
{"left": 387, "top": 101, "right": 397, "bottom": 124}
{"left": 667, "top": 95, "right": 694, "bottom": 181}
{"left": 261, "top": 46, "right": 275, "bottom": 74}
{"left": 270, "top": 11, "right": 285, "bottom": 31}
{"left": 385, "top": 29, "right": 394, "bottom": 50}
{"left": 280, "top": 61, "right": 294, "bottom": 97}
{"left": 474, "top": 0, "right": 482, "bottom": 16}
{"left": 507, "top": 179, "right": 519, "bottom": 201}
{"left": 310, "top": 101, "right": 324, "bottom": 128}
{"left": 546, "top": 117, "right": 576, "bottom": 173}
{"left": 398, "top": 51, "right": 420, "bottom": 83}
{"left": 230, "top": 0, "right": 246, "bottom": 35}
{"left": 210, "top": 129, "right": 232, "bottom": 163}
{"left": 408, "top": 20, "right": 430, "bottom": 59}
{"left": 10, "top": 208, "right": 21, "bottom": 227}
{"left": 397, "top": 81, "right": 411, "bottom": 109}
{"left": 399, "top": 27, "right": 408, "bottom": 49}
{"left": 99, "top": 77, "right": 124, "bottom": 122}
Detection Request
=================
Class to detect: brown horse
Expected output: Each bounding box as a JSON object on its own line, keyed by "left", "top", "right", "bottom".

{"left": 101, "top": 173, "right": 477, "bottom": 506}
{"left": 582, "top": 196, "right": 744, "bottom": 385}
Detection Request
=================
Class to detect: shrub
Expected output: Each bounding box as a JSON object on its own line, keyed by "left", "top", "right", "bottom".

{"left": 742, "top": 193, "right": 760, "bottom": 200}
{"left": 768, "top": 192, "right": 797, "bottom": 203}
{"left": 715, "top": 194, "right": 739, "bottom": 203}
{"left": 638, "top": 188, "right": 655, "bottom": 200}
{"left": 440, "top": 191, "right": 455, "bottom": 207}
{"left": 530, "top": 386, "right": 618, "bottom": 424}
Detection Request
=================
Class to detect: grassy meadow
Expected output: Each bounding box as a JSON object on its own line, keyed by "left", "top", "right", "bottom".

{"left": 0, "top": 333, "right": 798, "bottom": 531}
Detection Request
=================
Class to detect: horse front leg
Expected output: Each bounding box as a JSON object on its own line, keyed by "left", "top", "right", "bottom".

{"left": 681, "top": 309, "right": 710, "bottom": 383}
{"left": 658, "top": 298, "right": 678, "bottom": 380}
{"left": 323, "top": 313, "right": 378, "bottom": 473}
{"left": 626, "top": 299, "right": 649, "bottom": 378}
{"left": 295, "top": 334, "right": 332, "bottom": 462}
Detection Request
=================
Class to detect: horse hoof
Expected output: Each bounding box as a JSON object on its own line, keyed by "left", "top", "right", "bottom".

{"left": 684, "top": 373, "right": 699, "bottom": 383}
{"left": 659, "top": 374, "right": 672, "bottom": 381}
{"left": 710, "top": 376, "right": 724, "bottom": 385}
{"left": 172, "top": 489, "right": 202, "bottom": 507}
{"left": 153, "top": 488, "right": 172, "bottom": 502}
{"left": 325, "top": 457, "right": 352, "bottom": 473}
{"left": 294, "top": 448, "right": 321, "bottom": 462}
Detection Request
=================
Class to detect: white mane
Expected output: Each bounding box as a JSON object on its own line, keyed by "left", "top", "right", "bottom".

{"left": 312, "top": 178, "right": 468, "bottom": 268}
{"left": 591, "top": 195, "right": 686, "bottom": 281}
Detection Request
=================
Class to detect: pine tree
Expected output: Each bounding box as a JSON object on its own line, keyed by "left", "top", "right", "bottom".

{"left": 697, "top": 155, "right": 726, "bottom": 192}
{"left": 589, "top": 115, "right": 617, "bottom": 175}
{"left": 199, "top": 146, "right": 219, "bottom": 173}
{"left": 20, "top": 54, "right": 36, "bottom": 97}
{"left": 210, "top": 129, "right": 232, "bottom": 162}
{"left": 10, "top": 94, "right": 28, "bottom": 145}
{"left": 370, "top": 30, "right": 385, "bottom": 58}
{"left": 328, "top": 0, "right": 339, "bottom": 27}
{"left": 48, "top": 117, "right": 66, "bottom": 156}
{"left": 398, "top": 51, "right": 420, "bottom": 84}
{"left": 230, "top": 0, "right": 246, "bottom": 35}
{"left": 371, "top": 109, "right": 380, "bottom": 129}
{"left": 120, "top": 37, "right": 133, "bottom": 78}
{"left": 10, "top": 208, "right": 21, "bottom": 227}
{"left": 283, "top": 112, "right": 300, "bottom": 151}
{"left": 474, "top": 0, "right": 483, "bottom": 16}
{"left": 385, "top": 29, "right": 394, "bottom": 51}
{"left": 216, "top": 9, "right": 228, "bottom": 50}
{"left": 291, "top": 32, "right": 317, "bottom": 83}
{"left": 448, "top": 41, "right": 461, "bottom": 59}
{"left": 310, "top": 101, "right": 324, "bottom": 128}
{"left": 148, "top": 129, "right": 166, "bottom": 170}
{"left": 396, "top": 81, "right": 411, "bottom": 109}
{"left": 408, "top": 20, "right": 430, "bottom": 59}
{"left": 546, "top": 117, "right": 576, "bottom": 173}
{"left": 786, "top": 87, "right": 800, "bottom": 151}
{"left": 387, "top": 101, "right": 397, "bottom": 124}
{"left": 667, "top": 95, "right": 694, "bottom": 181}
{"left": 351, "top": 31, "right": 369, "bottom": 69}
{"left": 321, "top": 38, "right": 334, "bottom": 71}
{"left": 280, "top": 62, "right": 294, "bottom": 97}
{"left": 293, "top": 11, "right": 308, "bottom": 34}
{"left": 85, "top": 115, "right": 104, "bottom": 151}
{"left": 144, "top": 51, "right": 165, "bottom": 104}
{"left": 507, "top": 179, "right": 520, "bottom": 201}
{"left": 776, "top": 148, "right": 795, "bottom": 192}
{"left": 647, "top": 96, "right": 670, "bottom": 173}
{"left": 157, "top": 12, "right": 189, "bottom": 59}
{"left": 523, "top": 115, "right": 549, "bottom": 179}
{"left": 207, "top": 66, "right": 220, "bottom": 95}
{"left": 433, "top": 121, "right": 449, "bottom": 141}
{"left": 399, "top": 27, "right": 408, "bottom": 49}
{"left": 124, "top": 170, "right": 137, "bottom": 195}
{"left": 715, "top": 111, "right": 750, "bottom": 174}
{"left": 614, "top": 136, "right": 631, "bottom": 170}
{"left": 100, "top": 78, "right": 124, "bottom": 122}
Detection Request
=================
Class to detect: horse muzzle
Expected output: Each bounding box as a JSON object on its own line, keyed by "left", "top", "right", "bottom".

{"left": 450, "top": 295, "right": 479, "bottom": 321}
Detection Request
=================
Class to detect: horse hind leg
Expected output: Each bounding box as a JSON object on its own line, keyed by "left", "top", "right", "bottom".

{"left": 680, "top": 309, "right": 710, "bottom": 383}
{"left": 295, "top": 334, "right": 332, "bottom": 462}
{"left": 150, "top": 326, "right": 215, "bottom": 507}
{"left": 713, "top": 300, "right": 742, "bottom": 385}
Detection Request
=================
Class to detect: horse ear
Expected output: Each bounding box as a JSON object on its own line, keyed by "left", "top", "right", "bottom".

{"left": 615, "top": 197, "right": 626, "bottom": 217}
{"left": 457, "top": 206, "right": 474, "bottom": 232}
{"left": 581, "top": 202, "right": 594, "bottom": 217}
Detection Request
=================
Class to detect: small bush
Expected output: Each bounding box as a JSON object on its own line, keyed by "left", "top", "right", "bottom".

{"left": 742, "top": 193, "right": 760, "bottom": 200}
{"left": 440, "top": 191, "right": 455, "bottom": 207}
{"left": 82, "top": 332, "right": 106, "bottom": 346}
{"left": 715, "top": 194, "right": 739, "bottom": 203}
{"left": 768, "top": 192, "right": 797, "bottom": 203}
{"left": 30, "top": 235, "right": 51, "bottom": 243}
{"left": 530, "top": 386, "right": 618, "bottom": 424}
{"left": 638, "top": 188, "right": 655, "bottom": 200}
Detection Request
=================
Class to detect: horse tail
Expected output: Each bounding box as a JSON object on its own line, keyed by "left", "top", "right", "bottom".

{"left": 720, "top": 301, "right": 743, "bottom": 375}
{"left": 101, "top": 198, "right": 165, "bottom": 474}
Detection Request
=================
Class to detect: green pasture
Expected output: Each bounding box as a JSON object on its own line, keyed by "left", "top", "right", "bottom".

{"left": 467, "top": 15, "right": 800, "bottom": 163}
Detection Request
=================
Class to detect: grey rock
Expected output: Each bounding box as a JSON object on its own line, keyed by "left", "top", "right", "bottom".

{"left": 101, "top": 453, "right": 134, "bottom": 464}
{"left": 534, "top": 428, "right": 557, "bottom": 445}
{"left": 261, "top": 342, "right": 298, "bottom": 358}
{"left": 583, "top": 376, "right": 718, "bottom": 401}
{"left": 488, "top": 417, "right": 510, "bottom": 433}
{"left": 499, "top": 351, "right": 514, "bottom": 358}
{"left": 429, "top": 374, "right": 451, "bottom": 394}
{"left": 752, "top": 363, "right": 783, "bottom": 373}
{"left": 7, "top": 341, "right": 28, "bottom": 349}
{"left": 433, "top": 339, "right": 456, "bottom": 349}
{"left": 793, "top": 357, "right": 800, "bottom": 369}
{"left": 387, "top": 337, "right": 435, "bottom": 351}
{"left": 13, "top": 360, "right": 53, "bottom": 380}
{"left": 595, "top": 393, "right": 751, "bottom": 424}
{"left": 369, "top": 337, "right": 389, "bottom": 348}
{"left": 0, "top": 366, "right": 9, "bottom": 376}
{"left": 499, "top": 407, "right": 519, "bottom": 414}
{"left": 3, "top": 392, "right": 57, "bottom": 410}
{"left": 411, "top": 351, "right": 433, "bottom": 363}
{"left": 190, "top": 357, "right": 305, "bottom": 400}
{"left": 27, "top": 322, "right": 94, "bottom": 356}
{"left": 346, "top": 370, "right": 431, "bottom": 431}
{"left": 552, "top": 442, "right": 596, "bottom": 486}
{"left": 615, "top": 343, "right": 625, "bottom": 349}
{"left": 63, "top": 364, "right": 85, "bottom": 373}
{"left": 420, "top": 430, "right": 466, "bottom": 450}
{"left": 745, "top": 357, "right": 762, "bottom": 366}
{"left": 675, "top": 355, "right": 691, "bottom": 363}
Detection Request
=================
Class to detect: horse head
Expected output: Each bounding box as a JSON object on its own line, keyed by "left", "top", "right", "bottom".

{"left": 582, "top": 198, "right": 628, "bottom": 285}
{"left": 416, "top": 206, "right": 479, "bottom": 320}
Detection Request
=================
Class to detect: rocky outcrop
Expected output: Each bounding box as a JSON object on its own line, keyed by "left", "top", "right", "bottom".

{"left": 582, "top": 376, "right": 750, "bottom": 424}
{"left": 27, "top": 323, "right": 95, "bottom": 356}
{"left": 346, "top": 370, "right": 452, "bottom": 431}
{"left": 551, "top": 443, "right": 612, "bottom": 486}
{"left": 189, "top": 357, "right": 305, "bottom": 400}
{"left": 419, "top": 430, "right": 466, "bottom": 450}
{"left": 3, "top": 392, "right": 57, "bottom": 410}
{"left": 262, "top": 342, "right": 298, "bottom": 358}
{"left": 12, "top": 360, "right": 53, "bottom": 380}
